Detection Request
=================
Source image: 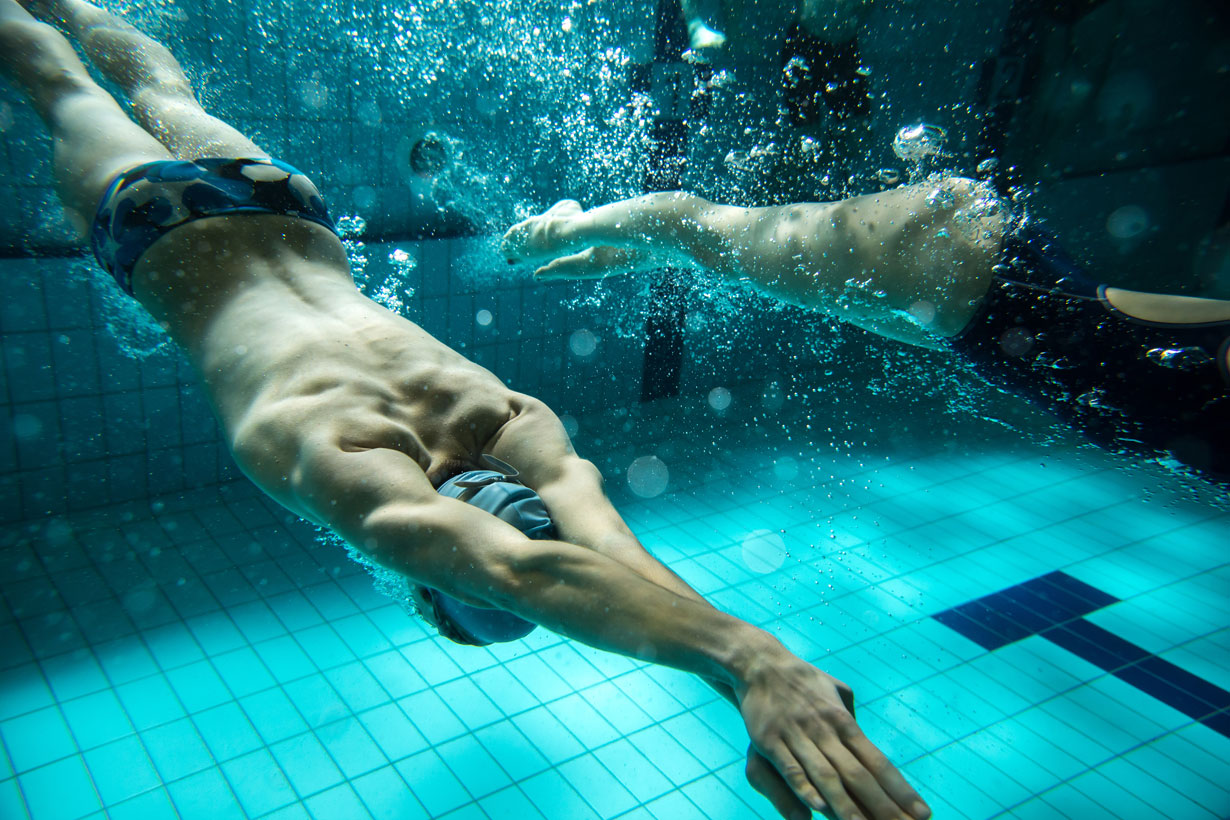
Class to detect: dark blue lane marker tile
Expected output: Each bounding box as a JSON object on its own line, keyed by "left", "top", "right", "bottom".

{"left": 932, "top": 571, "right": 1230, "bottom": 738}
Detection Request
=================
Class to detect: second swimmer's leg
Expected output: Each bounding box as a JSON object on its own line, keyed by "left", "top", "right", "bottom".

{"left": 0, "top": 0, "right": 170, "bottom": 233}
{"left": 40, "top": 0, "right": 264, "bottom": 159}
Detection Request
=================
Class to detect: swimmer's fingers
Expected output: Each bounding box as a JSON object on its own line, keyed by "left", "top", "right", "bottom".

{"left": 533, "top": 246, "right": 642, "bottom": 280}
{"left": 745, "top": 745, "right": 819, "bottom": 820}
{"left": 774, "top": 725, "right": 930, "bottom": 820}
{"left": 841, "top": 731, "right": 931, "bottom": 820}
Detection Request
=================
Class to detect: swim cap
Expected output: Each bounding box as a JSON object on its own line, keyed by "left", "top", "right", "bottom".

{"left": 422, "top": 456, "right": 553, "bottom": 646}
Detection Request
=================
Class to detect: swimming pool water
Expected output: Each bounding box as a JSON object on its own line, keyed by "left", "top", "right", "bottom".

{"left": 1, "top": 396, "right": 1227, "bottom": 819}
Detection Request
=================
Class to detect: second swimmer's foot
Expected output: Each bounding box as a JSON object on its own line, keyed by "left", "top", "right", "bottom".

{"left": 501, "top": 199, "right": 583, "bottom": 264}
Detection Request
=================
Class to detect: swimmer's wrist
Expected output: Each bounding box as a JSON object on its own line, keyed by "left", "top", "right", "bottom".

{"left": 725, "top": 627, "right": 787, "bottom": 694}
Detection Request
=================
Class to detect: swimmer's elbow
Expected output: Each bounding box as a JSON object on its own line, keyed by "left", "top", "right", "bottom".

{"left": 354, "top": 499, "right": 540, "bottom": 606}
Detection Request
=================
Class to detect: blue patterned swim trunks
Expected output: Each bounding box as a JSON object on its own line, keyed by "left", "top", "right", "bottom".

{"left": 90, "top": 157, "right": 338, "bottom": 296}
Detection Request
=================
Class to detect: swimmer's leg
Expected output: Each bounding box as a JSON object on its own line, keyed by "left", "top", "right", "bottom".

{"left": 0, "top": 0, "right": 170, "bottom": 234}
{"left": 33, "top": 0, "right": 265, "bottom": 159}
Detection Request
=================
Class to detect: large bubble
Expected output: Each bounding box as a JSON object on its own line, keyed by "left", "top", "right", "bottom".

{"left": 741, "top": 529, "right": 787, "bottom": 573}
{"left": 627, "top": 456, "right": 669, "bottom": 498}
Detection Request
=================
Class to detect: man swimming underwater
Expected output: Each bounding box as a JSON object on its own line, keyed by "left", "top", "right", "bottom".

{"left": 503, "top": 182, "right": 1230, "bottom": 481}
{"left": 0, "top": 1, "right": 931, "bottom": 818}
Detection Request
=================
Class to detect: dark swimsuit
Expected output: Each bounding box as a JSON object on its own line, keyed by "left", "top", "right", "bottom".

{"left": 91, "top": 157, "right": 337, "bottom": 296}
{"left": 949, "top": 221, "right": 1230, "bottom": 481}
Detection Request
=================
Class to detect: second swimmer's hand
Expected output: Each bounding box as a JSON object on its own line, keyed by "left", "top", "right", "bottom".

{"left": 736, "top": 653, "right": 931, "bottom": 820}
{"left": 531, "top": 246, "right": 646, "bottom": 281}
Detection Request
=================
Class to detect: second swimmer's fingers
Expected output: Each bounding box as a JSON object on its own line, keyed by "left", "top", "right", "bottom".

{"left": 534, "top": 248, "right": 629, "bottom": 280}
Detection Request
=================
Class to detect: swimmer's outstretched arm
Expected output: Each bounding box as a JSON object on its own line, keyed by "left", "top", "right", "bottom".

{"left": 502, "top": 182, "right": 1006, "bottom": 341}
{"left": 486, "top": 398, "right": 868, "bottom": 819}
{"left": 293, "top": 442, "right": 929, "bottom": 820}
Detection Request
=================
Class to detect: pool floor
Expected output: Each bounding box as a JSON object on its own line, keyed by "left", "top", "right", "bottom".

{"left": 1, "top": 417, "right": 1227, "bottom": 819}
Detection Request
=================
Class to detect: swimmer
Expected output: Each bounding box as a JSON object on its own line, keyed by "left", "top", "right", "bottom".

{"left": 503, "top": 184, "right": 1230, "bottom": 481}
{"left": 0, "top": 2, "right": 931, "bottom": 818}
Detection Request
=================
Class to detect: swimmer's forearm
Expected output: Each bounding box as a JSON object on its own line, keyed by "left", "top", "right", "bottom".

{"left": 565, "top": 193, "right": 736, "bottom": 272}
{"left": 490, "top": 538, "right": 783, "bottom": 689}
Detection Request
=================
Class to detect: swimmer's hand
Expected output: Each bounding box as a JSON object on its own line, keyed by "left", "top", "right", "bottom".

{"left": 736, "top": 652, "right": 930, "bottom": 820}
{"left": 501, "top": 199, "right": 585, "bottom": 265}
{"left": 531, "top": 246, "right": 648, "bottom": 281}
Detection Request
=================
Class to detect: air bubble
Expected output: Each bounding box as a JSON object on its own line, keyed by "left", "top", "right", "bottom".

{"left": 877, "top": 168, "right": 901, "bottom": 186}
{"left": 892, "top": 123, "right": 947, "bottom": 162}
{"left": 1106, "top": 205, "right": 1149, "bottom": 240}
{"left": 476, "top": 309, "right": 493, "bottom": 326}
{"left": 708, "top": 387, "right": 732, "bottom": 411}
{"left": 569, "top": 329, "right": 597, "bottom": 357}
{"left": 627, "top": 456, "right": 669, "bottom": 498}
{"left": 742, "top": 529, "right": 787, "bottom": 573}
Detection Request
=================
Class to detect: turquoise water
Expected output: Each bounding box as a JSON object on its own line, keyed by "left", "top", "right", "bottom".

{"left": 3, "top": 0, "right": 1229, "bottom": 817}
{"left": 3, "top": 248, "right": 1229, "bottom": 820}
{"left": 2, "top": 354, "right": 1227, "bottom": 818}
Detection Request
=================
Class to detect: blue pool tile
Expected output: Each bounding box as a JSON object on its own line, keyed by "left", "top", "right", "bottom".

{"left": 254, "top": 636, "right": 316, "bottom": 682}
{"left": 680, "top": 774, "right": 762, "bottom": 820}
{"left": 438, "top": 734, "right": 512, "bottom": 799}
{"left": 480, "top": 785, "right": 547, "bottom": 820}
{"left": 210, "top": 646, "right": 275, "bottom": 699}
{"left": 165, "top": 659, "right": 233, "bottom": 713}
{"left": 100, "top": 786, "right": 176, "bottom": 820}
{"left": 19, "top": 754, "right": 102, "bottom": 820}
{"left": 192, "top": 702, "right": 262, "bottom": 762}
{"left": 548, "top": 693, "right": 624, "bottom": 752}
{"left": 183, "top": 613, "right": 246, "bottom": 657}
{"left": 167, "top": 767, "right": 246, "bottom": 820}
{"left": 0, "top": 663, "right": 54, "bottom": 722}
{"left": 395, "top": 748, "right": 473, "bottom": 817}
{"left": 140, "top": 718, "right": 213, "bottom": 782}
{"left": 316, "top": 716, "right": 385, "bottom": 779}
{"left": 1, "top": 705, "right": 77, "bottom": 773}
{"left": 82, "top": 734, "right": 160, "bottom": 806}
{"left": 305, "top": 781, "right": 371, "bottom": 820}
{"left": 357, "top": 703, "right": 428, "bottom": 762}
{"left": 469, "top": 664, "right": 538, "bottom": 716}
{"left": 267, "top": 591, "right": 326, "bottom": 632}
{"left": 659, "top": 712, "right": 740, "bottom": 771}
{"left": 581, "top": 681, "right": 656, "bottom": 736}
{"left": 1068, "top": 769, "right": 1174, "bottom": 820}
{"left": 629, "top": 724, "right": 708, "bottom": 786}
{"left": 284, "top": 676, "right": 349, "bottom": 730}
{"left": 474, "top": 721, "right": 550, "bottom": 782}
{"left": 559, "top": 753, "right": 638, "bottom": 818}
{"left": 323, "top": 661, "right": 390, "bottom": 714}
{"left": 521, "top": 768, "right": 600, "bottom": 820}
{"left": 351, "top": 766, "right": 428, "bottom": 819}
{"left": 269, "top": 730, "right": 343, "bottom": 797}
{"left": 593, "top": 739, "right": 674, "bottom": 804}
{"left": 142, "top": 622, "right": 205, "bottom": 671}
{"left": 39, "top": 649, "right": 109, "bottom": 702}
{"left": 221, "top": 747, "right": 297, "bottom": 817}
{"left": 400, "top": 639, "right": 467, "bottom": 687}
{"left": 398, "top": 689, "right": 468, "bottom": 746}
{"left": 500, "top": 653, "right": 574, "bottom": 702}
{"left": 362, "top": 650, "right": 428, "bottom": 700}
{"left": 646, "top": 789, "right": 708, "bottom": 820}
{"left": 239, "top": 687, "right": 309, "bottom": 745}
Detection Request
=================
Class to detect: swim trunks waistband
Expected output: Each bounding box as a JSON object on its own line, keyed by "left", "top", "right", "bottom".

{"left": 90, "top": 157, "right": 338, "bottom": 296}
